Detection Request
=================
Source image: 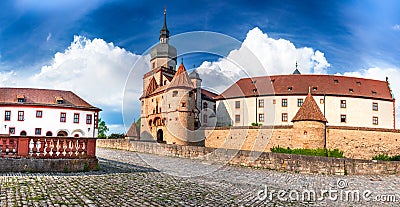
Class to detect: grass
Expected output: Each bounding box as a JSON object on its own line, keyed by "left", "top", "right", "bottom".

{"left": 270, "top": 146, "right": 344, "bottom": 158}
{"left": 372, "top": 154, "right": 400, "bottom": 161}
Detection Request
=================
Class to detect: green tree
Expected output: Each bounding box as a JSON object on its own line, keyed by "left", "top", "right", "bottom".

{"left": 98, "top": 118, "right": 109, "bottom": 138}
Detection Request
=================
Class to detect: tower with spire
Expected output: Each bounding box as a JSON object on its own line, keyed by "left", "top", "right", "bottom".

{"left": 140, "top": 9, "right": 205, "bottom": 145}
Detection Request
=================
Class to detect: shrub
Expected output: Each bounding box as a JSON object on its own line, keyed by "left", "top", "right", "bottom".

{"left": 251, "top": 123, "right": 262, "bottom": 126}
{"left": 372, "top": 154, "right": 400, "bottom": 161}
{"left": 270, "top": 146, "right": 344, "bottom": 158}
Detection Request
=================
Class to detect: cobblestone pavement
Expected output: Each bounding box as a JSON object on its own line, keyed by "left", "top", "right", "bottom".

{"left": 0, "top": 148, "right": 400, "bottom": 206}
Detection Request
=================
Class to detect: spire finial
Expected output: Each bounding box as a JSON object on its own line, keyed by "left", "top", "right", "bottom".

{"left": 159, "top": 7, "right": 170, "bottom": 42}
{"left": 296, "top": 61, "right": 298, "bottom": 69}
{"left": 308, "top": 86, "right": 311, "bottom": 94}
{"left": 181, "top": 57, "right": 184, "bottom": 64}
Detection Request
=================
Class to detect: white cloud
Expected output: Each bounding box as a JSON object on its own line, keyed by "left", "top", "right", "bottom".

{"left": 392, "top": 24, "right": 400, "bottom": 31}
{"left": 0, "top": 71, "right": 17, "bottom": 86}
{"left": 1, "top": 35, "right": 145, "bottom": 133}
{"left": 339, "top": 67, "right": 400, "bottom": 129}
{"left": 46, "top": 33, "right": 52, "bottom": 42}
{"left": 28, "top": 35, "right": 142, "bottom": 111}
{"left": 196, "top": 27, "right": 331, "bottom": 92}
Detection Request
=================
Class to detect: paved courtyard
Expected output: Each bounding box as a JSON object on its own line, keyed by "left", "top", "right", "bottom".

{"left": 0, "top": 147, "right": 399, "bottom": 206}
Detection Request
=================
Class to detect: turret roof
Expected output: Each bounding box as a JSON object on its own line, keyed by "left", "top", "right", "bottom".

{"left": 292, "top": 92, "right": 328, "bottom": 123}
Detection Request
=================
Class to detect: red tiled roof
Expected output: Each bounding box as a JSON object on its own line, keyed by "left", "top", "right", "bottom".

{"left": 292, "top": 93, "right": 327, "bottom": 123}
{"left": 168, "top": 63, "right": 193, "bottom": 89}
{"left": 201, "top": 89, "right": 218, "bottom": 100}
{"left": 145, "top": 77, "right": 158, "bottom": 96}
{"left": 216, "top": 74, "right": 393, "bottom": 100}
{"left": 126, "top": 122, "right": 139, "bottom": 137}
{"left": 0, "top": 88, "right": 100, "bottom": 110}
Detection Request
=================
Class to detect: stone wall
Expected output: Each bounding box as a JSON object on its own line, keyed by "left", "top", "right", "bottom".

{"left": 0, "top": 158, "right": 98, "bottom": 173}
{"left": 97, "top": 139, "right": 400, "bottom": 175}
{"left": 326, "top": 126, "right": 400, "bottom": 159}
{"left": 204, "top": 126, "right": 400, "bottom": 160}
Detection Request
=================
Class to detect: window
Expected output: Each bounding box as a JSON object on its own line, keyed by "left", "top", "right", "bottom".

{"left": 35, "top": 128, "right": 42, "bottom": 135}
{"left": 57, "top": 100, "right": 64, "bottom": 104}
{"left": 334, "top": 79, "right": 339, "bottom": 84}
{"left": 203, "top": 114, "right": 208, "bottom": 123}
{"left": 372, "top": 91, "right": 377, "bottom": 96}
{"left": 181, "top": 102, "right": 186, "bottom": 107}
{"left": 340, "top": 100, "right": 346, "bottom": 108}
{"left": 357, "top": 81, "right": 361, "bottom": 86}
{"left": 4, "top": 111, "right": 11, "bottom": 121}
{"left": 372, "top": 103, "right": 378, "bottom": 111}
{"left": 46, "top": 131, "right": 52, "bottom": 136}
{"left": 17, "top": 98, "right": 24, "bottom": 103}
{"left": 259, "top": 113, "right": 264, "bottom": 122}
{"left": 297, "top": 99, "right": 303, "bottom": 107}
{"left": 258, "top": 99, "right": 264, "bottom": 108}
{"left": 152, "top": 62, "right": 155, "bottom": 69}
{"left": 341, "top": 115, "right": 346, "bottom": 123}
{"left": 86, "top": 115, "right": 92, "bottom": 124}
{"left": 320, "top": 99, "right": 324, "bottom": 104}
{"left": 273, "top": 99, "right": 276, "bottom": 104}
{"left": 60, "top": 112, "right": 66, "bottom": 122}
{"left": 172, "top": 91, "right": 178, "bottom": 97}
{"left": 282, "top": 113, "right": 288, "bottom": 122}
{"left": 36, "top": 110, "right": 42, "bottom": 118}
{"left": 235, "top": 101, "right": 240, "bottom": 109}
{"left": 349, "top": 89, "right": 353, "bottom": 93}
{"left": 282, "top": 99, "right": 288, "bottom": 107}
{"left": 235, "top": 114, "right": 240, "bottom": 123}
{"left": 9, "top": 127, "right": 15, "bottom": 134}
{"left": 73, "top": 113, "right": 79, "bottom": 123}
{"left": 203, "top": 102, "right": 208, "bottom": 109}
{"left": 313, "top": 87, "right": 318, "bottom": 91}
{"left": 18, "top": 111, "right": 24, "bottom": 121}
{"left": 373, "top": 117, "right": 379, "bottom": 125}
{"left": 288, "top": 87, "right": 293, "bottom": 91}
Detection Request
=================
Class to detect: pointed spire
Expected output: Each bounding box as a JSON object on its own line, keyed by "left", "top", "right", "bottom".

{"left": 293, "top": 61, "right": 301, "bottom": 74}
{"left": 159, "top": 7, "right": 170, "bottom": 42}
{"left": 168, "top": 63, "right": 193, "bottom": 88}
{"left": 292, "top": 93, "right": 327, "bottom": 123}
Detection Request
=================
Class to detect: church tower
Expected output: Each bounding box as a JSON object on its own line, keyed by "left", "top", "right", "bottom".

{"left": 140, "top": 9, "right": 201, "bottom": 146}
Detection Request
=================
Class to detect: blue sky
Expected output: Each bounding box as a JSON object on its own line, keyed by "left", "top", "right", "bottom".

{"left": 1, "top": 0, "right": 400, "bottom": 132}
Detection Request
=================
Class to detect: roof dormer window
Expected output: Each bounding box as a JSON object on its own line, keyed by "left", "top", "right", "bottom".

{"left": 356, "top": 81, "right": 361, "bottom": 86}
{"left": 56, "top": 97, "right": 64, "bottom": 104}
{"left": 349, "top": 89, "right": 354, "bottom": 93}
{"left": 313, "top": 87, "right": 318, "bottom": 91}
{"left": 334, "top": 79, "right": 339, "bottom": 84}
{"left": 372, "top": 91, "right": 377, "bottom": 96}
{"left": 17, "top": 95, "right": 25, "bottom": 103}
{"left": 288, "top": 87, "right": 293, "bottom": 91}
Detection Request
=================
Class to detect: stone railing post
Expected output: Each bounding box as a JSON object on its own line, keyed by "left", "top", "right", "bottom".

{"left": 17, "top": 137, "right": 29, "bottom": 157}
{"left": 86, "top": 138, "right": 96, "bottom": 157}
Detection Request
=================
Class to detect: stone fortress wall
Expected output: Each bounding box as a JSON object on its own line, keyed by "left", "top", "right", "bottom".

{"left": 204, "top": 125, "right": 400, "bottom": 160}
{"left": 98, "top": 139, "right": 400, "bottom": 175}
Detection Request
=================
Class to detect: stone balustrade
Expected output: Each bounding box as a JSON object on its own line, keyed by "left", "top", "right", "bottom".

{"left": 0, "top": 135, "right": 96, "bottom": 159}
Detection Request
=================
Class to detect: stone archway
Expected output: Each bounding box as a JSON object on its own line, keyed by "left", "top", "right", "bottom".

{"left": 57, "top": 130, "right": 68, "bottom": 137}
{"left": 157, "top": 129, "right": 164, "bottom": 143}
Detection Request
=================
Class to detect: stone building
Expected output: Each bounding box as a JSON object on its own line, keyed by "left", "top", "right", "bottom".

{"left": 139, "top": 10, "right": 217, "bottom": 145}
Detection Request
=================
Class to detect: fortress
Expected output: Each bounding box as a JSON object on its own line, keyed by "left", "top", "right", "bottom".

{"left": 139, "top": 10, "right": 400, "bottom": 159}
